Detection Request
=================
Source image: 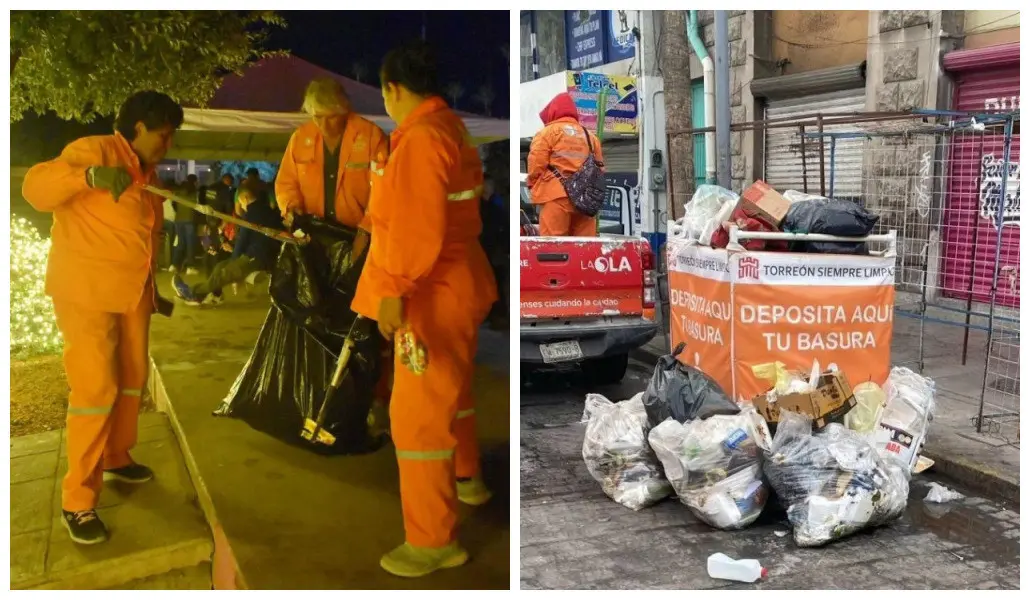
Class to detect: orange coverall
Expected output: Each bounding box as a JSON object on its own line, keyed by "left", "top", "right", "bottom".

{"left": 352, "top": 96, "right": 497, "bottom": 548}
{"left": 276, "top": 114, "right": 394, "bottom": 402}
{"left": 21, "top": 133, "right": 162, "bottom": 512}
{"left": 527, "top": 92, "right": 605, "bottom": 237}
{"left": 276, "top": 114, "right": 389, "bottom": 230}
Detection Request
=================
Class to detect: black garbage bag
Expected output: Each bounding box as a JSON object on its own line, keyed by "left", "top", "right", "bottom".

{"left": 213, "top": 216, "right": 383, "bottom": 455}
{"left": 642, "top": 343, "right": 739, "bottom": 429}
{"left": 782, "top": 197, "right": 879, "bottom": 255}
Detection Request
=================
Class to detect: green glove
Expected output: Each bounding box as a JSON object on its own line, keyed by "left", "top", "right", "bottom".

{"left": 87, "top": 166, "right": 133, "bottom": 201}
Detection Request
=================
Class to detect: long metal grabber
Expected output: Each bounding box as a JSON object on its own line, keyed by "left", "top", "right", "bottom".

{"left": 143, "top": 184, "right": 306, "bottom": 246}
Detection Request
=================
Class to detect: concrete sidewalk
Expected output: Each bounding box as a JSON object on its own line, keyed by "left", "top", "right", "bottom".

{"left": 147, "top": 278, "right": 510, "bottom": 589}
{"left": 634, "top": 317, "right": 1020, "bottom": 504}
{"left": 9, "top": 413, "right": 212, "bottom": 590}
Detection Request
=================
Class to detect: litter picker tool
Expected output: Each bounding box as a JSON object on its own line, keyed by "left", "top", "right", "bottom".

{"left": 143, "top": 184, "right": 307, "bottom": 246}
{"left": 301, "top": 316, "right": 366, "bottom": 446}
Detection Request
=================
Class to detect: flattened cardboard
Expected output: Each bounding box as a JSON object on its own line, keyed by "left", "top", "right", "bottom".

{"left": 738, "top": 180, "right": 791, "bottom": 228}
{"left": 753, "top": 370, "right": 857, "bottom": 429}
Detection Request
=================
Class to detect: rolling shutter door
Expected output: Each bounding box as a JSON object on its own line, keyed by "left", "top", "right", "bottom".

{"left": 601, "top": 138, "right": 639, "bottom": 174}
{"left": 764, "top": 89, "right": 866, "bottom": 201}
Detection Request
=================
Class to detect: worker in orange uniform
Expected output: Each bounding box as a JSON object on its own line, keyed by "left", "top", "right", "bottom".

{"left": 526, "top": 91, "right": 605, "bottom": 236}
{"left": 351, "top": 41, "right": 497, "bottom": 578}
{"left": 275, "top": 77, "right": 394, "bottom": 433}
{"left": 21, "top": 91, "right": 184, "bottom": 545}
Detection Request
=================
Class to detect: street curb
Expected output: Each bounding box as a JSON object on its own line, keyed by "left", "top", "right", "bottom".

{"left": 149, "top": 357, "right": 244, "bottom": 590}
{"left": 919, "top": 450, "right": 1020, "bottom": 506}
{"left": 629, "top": 344, "right": 1020, "bottom": 505}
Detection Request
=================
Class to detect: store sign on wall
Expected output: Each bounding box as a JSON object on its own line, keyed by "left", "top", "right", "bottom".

{"left": 606, "top": 10, "right": 637, "bottom": 62}
{"left": 979, "top": 154, "right": 1020, "bottom": 229}
{"left": 566, "top": 71, "right": 639, "bottom": 135}
{"left": 565, "top": 10, "right": 605, "bottom": 71}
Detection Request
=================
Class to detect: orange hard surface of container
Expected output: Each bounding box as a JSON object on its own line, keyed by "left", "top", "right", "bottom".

{"left": 667, "top": 239, "right": 896, "bottom": 401}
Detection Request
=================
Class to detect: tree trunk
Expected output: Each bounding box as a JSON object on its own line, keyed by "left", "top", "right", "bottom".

{"left": 660, "top": 11, "right": 694, "bottom": 220}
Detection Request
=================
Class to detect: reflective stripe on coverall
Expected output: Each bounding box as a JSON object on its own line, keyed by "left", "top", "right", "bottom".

{"left": 527, "top": 92, "right": 604, "bottom": 237}
{"left": 275, "top": 114, "right": 389, "bottom": 230}
{"left": 352, "top": 96, "right": 497, "bottom": 548}
{"left": 21, "top": 133, "right": 162, "bottom": 511}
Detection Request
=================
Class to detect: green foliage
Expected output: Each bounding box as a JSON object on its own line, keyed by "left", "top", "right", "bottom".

{"left": 10, "top": 10, "right": 287, "bottom": 123}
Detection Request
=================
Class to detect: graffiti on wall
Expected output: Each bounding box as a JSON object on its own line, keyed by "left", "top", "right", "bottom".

{"left": 984, "top": 96, "right": 1020, "bottom": 112}
{"left": 979, "top": 154, "right": 1020, "bottom": 229}
{"left": 915, "top": 150, "right": 933, "bottom": 219}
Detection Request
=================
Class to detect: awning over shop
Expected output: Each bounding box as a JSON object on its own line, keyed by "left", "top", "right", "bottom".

{"left": 167, "top": 55, "right": 509, "bottom": 161}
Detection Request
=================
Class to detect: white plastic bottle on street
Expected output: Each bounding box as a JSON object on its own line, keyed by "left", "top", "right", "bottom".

{"left": 707, "top": 552, "right": 768, "bottom": 583}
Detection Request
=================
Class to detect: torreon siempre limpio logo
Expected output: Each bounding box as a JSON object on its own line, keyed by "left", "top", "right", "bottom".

{"left": 737, "top": 256, "right": 759, "bottom": 280}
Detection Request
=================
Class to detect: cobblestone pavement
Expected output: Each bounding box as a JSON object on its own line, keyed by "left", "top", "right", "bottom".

{"left": 519, "top": 361, "right": 1020, "bottom": 590}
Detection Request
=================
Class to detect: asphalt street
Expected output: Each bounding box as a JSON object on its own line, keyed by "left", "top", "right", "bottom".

{"left": 520, "top": 356, "right": 1020, "bottom": 590}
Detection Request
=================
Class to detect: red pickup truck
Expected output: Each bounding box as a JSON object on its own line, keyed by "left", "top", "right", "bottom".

{"left": 520, "top": 179, "right": 658, "bottom": 384}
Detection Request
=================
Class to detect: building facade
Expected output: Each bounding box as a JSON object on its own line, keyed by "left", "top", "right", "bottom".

{"left": 520, "top": 10, "right": 1019, "bottom": 301}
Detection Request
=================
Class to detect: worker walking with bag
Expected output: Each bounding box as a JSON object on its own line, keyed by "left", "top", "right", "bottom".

{"left": 351, "top": 41, "right": 497, "bottom": 577}
{"left": 21, "top": 91, "right": 184, "bottom": 545}
{"left": 526, "top": 91, "right": 607, "bottom": 237}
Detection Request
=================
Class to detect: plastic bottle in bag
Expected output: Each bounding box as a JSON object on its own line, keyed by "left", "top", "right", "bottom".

{"left": 707, "top": 553, "right": 768, "bottom": 583}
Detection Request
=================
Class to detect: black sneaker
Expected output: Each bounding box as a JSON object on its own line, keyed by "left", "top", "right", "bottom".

{"left": 62, "top": 509, "right": 109, "bottom": 545}
{"left": 103, "top": 463, "right": 154, "bottom": 484}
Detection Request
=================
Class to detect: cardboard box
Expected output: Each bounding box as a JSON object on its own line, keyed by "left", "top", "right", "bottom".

{"left": 737, "top": 180, "right": 791, "bottom": 228}
{"left": 752, "top": 370, "right": 857, "bottom": 429}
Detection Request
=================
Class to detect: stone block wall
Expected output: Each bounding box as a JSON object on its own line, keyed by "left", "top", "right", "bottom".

{"left": 862, "top": 10, "right": 956, "bottom": 293}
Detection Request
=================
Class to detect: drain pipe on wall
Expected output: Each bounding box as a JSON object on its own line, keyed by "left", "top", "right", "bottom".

{"left": 686, "top": 10, "right": 716, "bottom": 185}
{"left": 714, "top": 10, "right": 731, "bottom": 189}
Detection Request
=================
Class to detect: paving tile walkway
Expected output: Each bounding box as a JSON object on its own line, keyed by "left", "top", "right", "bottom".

{"left": 9, "top": 413, "right": 213, "bottom": 590}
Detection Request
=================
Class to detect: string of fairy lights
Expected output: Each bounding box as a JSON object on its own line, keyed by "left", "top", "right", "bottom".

{"left": 10, "top": 217, "right": 63, "bottom": 357}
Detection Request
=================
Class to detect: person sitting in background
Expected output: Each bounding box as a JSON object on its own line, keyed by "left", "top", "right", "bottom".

{"left": 242, "top": 167, "right": 271, "bottom": 208}
{"left": 198, "top": 223, "right": 233, "bottom": 276}
{"left": 170, "top": 174, "right": 200, "bottom": 275}
{"left": 171, "top": 184, "right": 283, "bottom": 306}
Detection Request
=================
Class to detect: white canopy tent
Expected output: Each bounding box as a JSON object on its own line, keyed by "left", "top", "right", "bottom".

{"left": 165, "top": 56, "right": 509, "bottom": 162}
{"left": 169, "top": 107, "right": 510, "bottom": 162}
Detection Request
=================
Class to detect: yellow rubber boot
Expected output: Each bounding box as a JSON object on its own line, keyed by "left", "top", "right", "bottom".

{"left": 380, "top": 542, "right": 469, "bottom": 578}
{"left": 456, "top": 476, "right": 492, "bottom": 506}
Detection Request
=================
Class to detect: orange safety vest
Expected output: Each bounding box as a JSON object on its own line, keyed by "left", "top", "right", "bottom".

{"left": 352, "top": 96, "right": 497, "bottom": 318}
{"left": 21, "top": 133, "right": 162, "bottom": 314}
{"left": 275, "top": 114, "right": 389, "bottom": 230}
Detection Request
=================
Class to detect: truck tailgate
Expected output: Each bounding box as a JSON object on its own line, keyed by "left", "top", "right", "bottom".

{"left": 520, "top": 236, "right": 646, "bottom": 320}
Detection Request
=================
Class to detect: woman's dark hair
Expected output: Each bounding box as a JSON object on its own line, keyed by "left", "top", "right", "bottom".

{"left": 115, "top": 91, "right": 184, "bottom": 141}
{"left": 380, "top": 40, "right": 440, "bottom": 97}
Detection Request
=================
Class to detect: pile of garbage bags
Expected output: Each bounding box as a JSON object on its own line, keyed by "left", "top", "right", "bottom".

{"left": 763, "top": 411, "right": 910, "bottom": 547}
{"left": 673, "top": 182, "right": 880, "bottom": 255}
{"left": 581, "top": 392, "right": 673, "bottom": 510}
{"left": 582, "top": 346, "right": 935, "bottom": 544}
{"left": 213, "top": 216, "right": 384, "bottom": 455}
